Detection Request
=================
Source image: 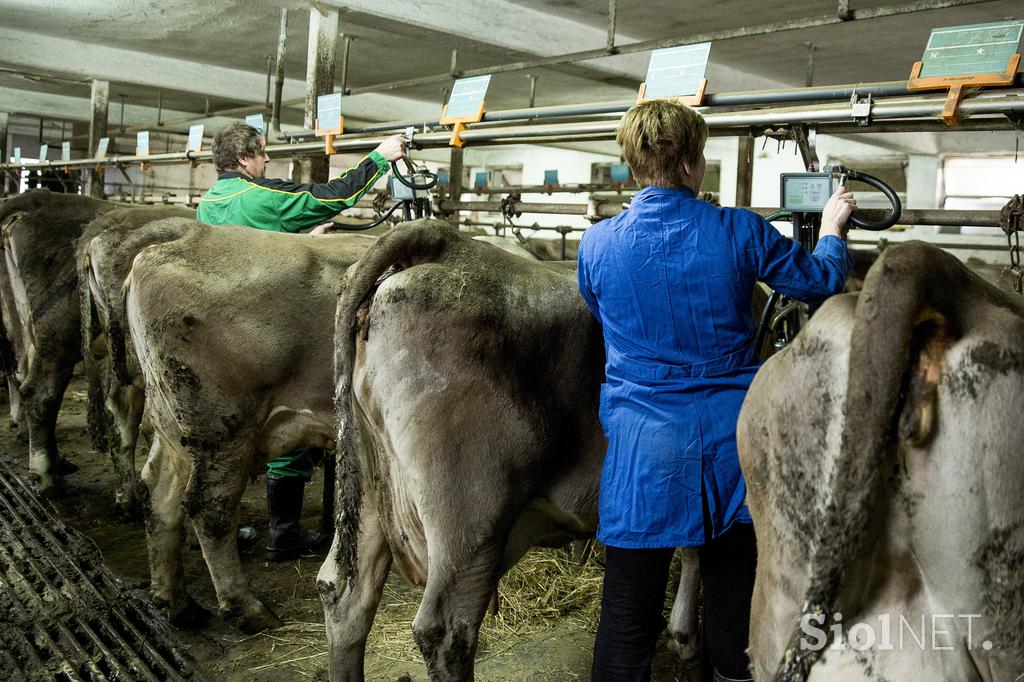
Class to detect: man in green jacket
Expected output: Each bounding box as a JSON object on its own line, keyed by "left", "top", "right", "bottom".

{"left": 197, "top": 122, "right": 405, "bottom": 561}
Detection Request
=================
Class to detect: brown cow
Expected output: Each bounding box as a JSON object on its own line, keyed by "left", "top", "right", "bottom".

{"left": 738, "top": 241, "right": 1024, "bottom": 681}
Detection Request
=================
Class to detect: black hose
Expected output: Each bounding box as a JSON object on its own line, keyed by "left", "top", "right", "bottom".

{"left": 753, "top": 290, "right": 782, "bottom": 360}
{"left": 830, "top": 167, "right": 902, "bottom": 231}
{"left": 330, "top": 201, "right": 404, "bottom": 231}
{"left": 390, "top": 157, "right": 437, "bottom": 191}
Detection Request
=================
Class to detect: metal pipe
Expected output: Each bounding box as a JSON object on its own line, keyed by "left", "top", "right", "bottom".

{"left": 606, "top": 0, "right": 617, "bottom": 52}
{"left": 6, "top": 89, "right": 1024, "bottom": 171}
{"left": 340, "top": 34, "right": 353, "bottom": 95}
{"left": 265, "top": 55, "right": 273, "bottom": 109}
{"left": 271, "top": 8, "right": 289, "bottom": 137}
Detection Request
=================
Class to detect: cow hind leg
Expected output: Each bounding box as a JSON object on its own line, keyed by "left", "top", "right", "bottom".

{"left": 412, "top": 546, "right": 502, "bottom": 682}
{"left": 140, "top": 435, "right": 209, "bottom": 627}
{"left": 317, "top": 491, "right": 392, "bottom": 682}
{"left": 187, "top": 453, "right": 281, "bottom": 634}
{"left": 23, "top": 364, "right": 75, "bottom": 495}
{"left": 667, "top": 546, "right": 701, "bottom": 665}
{"left": 108, "top": 382, "right": 146, "bottom": 519}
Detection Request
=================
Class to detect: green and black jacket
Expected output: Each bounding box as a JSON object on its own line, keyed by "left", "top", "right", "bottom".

{"left": 196, "top": 151, "right": 388, "bottom": 232}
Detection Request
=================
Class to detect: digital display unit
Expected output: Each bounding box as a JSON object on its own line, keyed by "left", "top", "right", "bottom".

{"left": 780, "top": 173, "right": 838, "bottom": 212}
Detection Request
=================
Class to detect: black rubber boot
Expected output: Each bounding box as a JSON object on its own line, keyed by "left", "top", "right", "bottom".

{"left": 265, "top": 475, "right": 321, "bottom": 562}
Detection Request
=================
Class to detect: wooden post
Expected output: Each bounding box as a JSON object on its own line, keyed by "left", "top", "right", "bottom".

{"left": 735, "top": 131, "right": 754, "bottom": 208}
{"left": 88, "top": 80, "right": 109, "bottom": 198}
{"left": 300, "top": 7, "right": 339, "bottom": 183}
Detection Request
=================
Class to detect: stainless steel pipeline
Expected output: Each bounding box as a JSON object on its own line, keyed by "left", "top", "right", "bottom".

{"left": 440, "top": 199, "right": 1005, "bottom": 228}
{"left": 6, "top": 88, "right": 1024, "bottom": 171}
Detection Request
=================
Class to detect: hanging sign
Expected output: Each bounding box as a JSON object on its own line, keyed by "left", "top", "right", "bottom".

{"left": 136, "top": 131, "right": 150, "bottom": 157}
{"left": 187, "top": 124, "right": 204, "bottom": 153}
{"left": 245, "top": 113, "right": 265, "bottom": 134}
{"left": 473, "top": 171, "right": 488, "bottom": 189}
{"left": 908, "top": 20, "right": 1023, "bottom": 126}
{"left": 436, "top": 169, "right": 450, "bottom": 187}
{"left": 441, "top": 75, "right": 491, "bottom": 147}
{"left": 61, "top": 141, "right": 71, "bottom": 162}
{"left": 638, "top": 43, "right": 711, "bottom": 105}
{"left": 13, "top": 147, "right": 20, "bottom": 164}
{"left": 96, "top": 137, "right": 110, "bottom": 160}
{"left": 543, "top": 169, "right": 560, "bottom": 187}
{"left": 315, "top": 92, "right": 343, "bottom": 155}
{"left": 38, "top": 144, "right": 48, "bottom": 162}
{"left": 610, "top": 163, "right": 631, "bottom": 184}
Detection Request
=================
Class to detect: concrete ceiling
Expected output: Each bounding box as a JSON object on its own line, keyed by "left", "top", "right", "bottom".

{"left": 0, "top": 0, "right": 1021, "bottom": 154}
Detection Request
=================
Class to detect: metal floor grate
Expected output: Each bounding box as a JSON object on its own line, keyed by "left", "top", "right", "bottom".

{"left": 0, "top": 465, "right": 202, "bottom": 681}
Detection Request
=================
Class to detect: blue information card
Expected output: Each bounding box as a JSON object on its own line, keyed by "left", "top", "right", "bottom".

{"left": 919, "top": 20, "right": 1024, "bottom": 77}
{"left": 187, "top": 124, "right": 204, "bottom": 152}
{"left": 474, "top": 171, "right": 489, "bottom": 189}
{"left": 643, "top": 43, "right": 712, "bottom": 99}
{"left": 544, "top": 169, "right": 559, "bottom": 186}
{"left": 137, "top": 131, "right": 150, "bottom": 156}
{"left": 445, "top": 75, "right": 491, "bottom": 120}
{"left": 610, "top": 163, "right": 631, "bottom": 183}
{"left": 317, "top": 92, "right": 343, "bottom": 132}
{"left": 96, "top": 137, "right": 110, "bottom": 159}
{"left": 61, "top": 141, "right": 71, "bottom": 162}
{"left": 39, "top": 144, "right": 48, "bottom": 161}
{"left": 245, "top": 113, "right": 265, "bottom": 134}
{"left": 436, "top": 170, "right": 450, "bottom": 187}
{"left": 13, "top": 147, "right": 20, "bottom": 164}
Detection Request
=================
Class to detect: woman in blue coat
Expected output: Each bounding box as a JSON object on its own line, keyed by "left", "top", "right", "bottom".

{"left": 580, "top": 100, "right": 855, "bottom": 682}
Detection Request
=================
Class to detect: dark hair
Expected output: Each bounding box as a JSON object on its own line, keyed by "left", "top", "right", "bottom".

{"left": 616, "top": 100, "right": 708, "bottom": 189}
{"left": 212, "top": 123, "right": 264, "bottom": 171}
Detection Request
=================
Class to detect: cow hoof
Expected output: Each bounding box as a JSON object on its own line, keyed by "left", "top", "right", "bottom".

{"left": 667, "top": 634, "right": 699, "bottom": 667}
{"left": 168, "top": 596, "right": 213, "bottom": 629}
{"left": 31, "top": 474, "right": 64, "bottom": 498}
{"left": 235, "top": 604, "right": 282, "bottom": 634}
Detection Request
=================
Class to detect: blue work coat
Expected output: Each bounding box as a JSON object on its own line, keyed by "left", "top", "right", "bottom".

{"left": 577, "top": 185, "right": 851, "bottom": 549}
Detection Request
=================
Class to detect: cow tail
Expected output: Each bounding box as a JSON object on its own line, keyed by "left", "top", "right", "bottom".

{"left": 333, "top": 220, "right": 457, "bottom": 584}
{"left": 775, "top": 241, "right": 987, "bottom": 681}
{"left": 78, "top": 247, "right": 115, "bottom": 455}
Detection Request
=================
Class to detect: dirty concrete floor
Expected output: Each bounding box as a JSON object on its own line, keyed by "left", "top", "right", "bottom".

{"left": 0, "top": 373, "right": 702, "bottom": 681}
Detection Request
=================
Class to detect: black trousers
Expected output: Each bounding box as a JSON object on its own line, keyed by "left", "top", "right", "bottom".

{"left": 591, "top": 521, "right": 757, "bottom": 682}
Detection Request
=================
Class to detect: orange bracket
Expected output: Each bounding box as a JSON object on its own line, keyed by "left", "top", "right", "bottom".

{"left": 635, "top": 79, "right": 708, "bottom": 107}
{"left": 315, "top": 117, "right": 345, "bottom": 156}
{"left": 440, "top": 101, "right": 486, "bottom": 148}
{"left": 907, "top": 53, "right": 1020, "bottom": 127}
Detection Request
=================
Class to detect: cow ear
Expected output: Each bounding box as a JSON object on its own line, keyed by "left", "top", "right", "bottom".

{"left": 898, "top": 307, "right": 953, "bottom": 446}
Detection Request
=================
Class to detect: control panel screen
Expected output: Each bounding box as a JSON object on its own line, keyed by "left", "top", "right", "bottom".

{"left": 780, "top": 173, "right": 836, "bottom": 212}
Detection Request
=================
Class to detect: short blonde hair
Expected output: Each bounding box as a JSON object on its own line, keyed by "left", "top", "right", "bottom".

{"left": 616, "top": 100, "right": 708, "bottom": 189}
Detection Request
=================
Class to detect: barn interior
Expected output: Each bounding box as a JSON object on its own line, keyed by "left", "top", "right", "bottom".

{"left": 0, "top": 1, "right": 1023, "bottom": 680}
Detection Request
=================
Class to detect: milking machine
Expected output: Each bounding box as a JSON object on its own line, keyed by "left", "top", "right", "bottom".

{"left": 333, "top": 126, "right": 438, "bottom": 231}
{"left": 753, "top": 129, "right": 903, "bottom": 356}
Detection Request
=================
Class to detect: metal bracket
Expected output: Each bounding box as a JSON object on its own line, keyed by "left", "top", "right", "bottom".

{"left": 792, "top": 124, "right": 819, "bottom": 171}
{"left": 850, "top": 92, "right": 874, "bottom": 127}
{"left": 500, "top": 192, "right": 523, "bottom": 227}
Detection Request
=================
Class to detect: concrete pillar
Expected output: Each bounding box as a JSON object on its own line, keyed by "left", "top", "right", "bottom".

{"left": 448, "top": 147, "right": 464, "bottom": 227}
{"left": 735, "top": 132, "right": 754, "bottom": 208}
{"left": 88, "top": 80, "right": 109, "bottom": 198}
{"left": 0, "top": 113, "right": 10, "bottom": 197}
{"left": 299, "top": 7, "right": 339, "bottom": 184}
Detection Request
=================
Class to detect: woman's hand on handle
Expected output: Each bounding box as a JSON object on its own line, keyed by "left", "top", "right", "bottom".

{"left": 821, "top": 186, "right": 857, "bottom": 239}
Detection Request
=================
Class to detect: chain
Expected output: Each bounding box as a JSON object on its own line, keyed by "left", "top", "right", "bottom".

{"left": 1000, "top": 194, "right": 1024, "bottom": 294}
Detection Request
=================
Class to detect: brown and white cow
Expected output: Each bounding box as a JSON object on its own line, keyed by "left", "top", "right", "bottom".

{"left": 320, "top": 220, "right": 610, "bottom": 680}
{"left": 125, "top": 221, "right": 376, "bottom": 632}
{"left": 0, "top": 191, "right": 118, "bottom": 493}
{"left": 78, "top": 207, "right": 196, "bottom": 516}
{"left": 738, "top": 241, "right": 1024, "bottom": 681}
